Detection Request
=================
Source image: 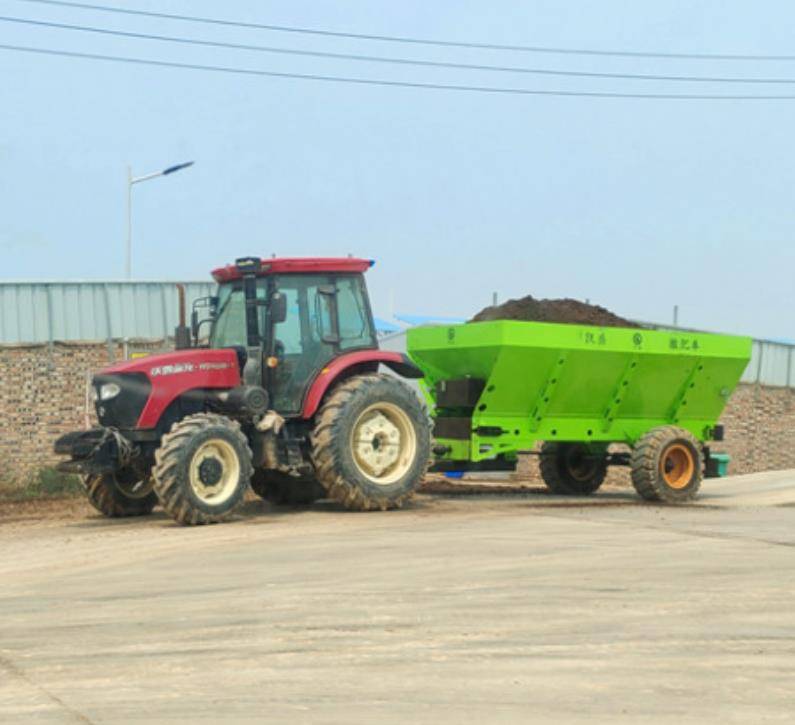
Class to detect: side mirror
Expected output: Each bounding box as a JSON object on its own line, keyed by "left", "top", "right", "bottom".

{"left": 191, "top": 310, "right": 199, "bottom": 340}
{"left": 271, "top": 292, "right": 287, "bottom": 324}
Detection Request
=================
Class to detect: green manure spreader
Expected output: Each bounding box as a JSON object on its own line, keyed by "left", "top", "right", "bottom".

{"left": 407, "top": 321, "right": 752, "bottom": 503}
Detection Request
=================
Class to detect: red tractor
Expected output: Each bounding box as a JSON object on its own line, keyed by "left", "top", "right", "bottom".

{"left": 55, "top": 257, "right": 430, "bottom": 525}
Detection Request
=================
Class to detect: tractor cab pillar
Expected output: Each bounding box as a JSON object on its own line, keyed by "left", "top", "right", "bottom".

{"left": 235, "top": 256, "right": 266, "bottom": 388}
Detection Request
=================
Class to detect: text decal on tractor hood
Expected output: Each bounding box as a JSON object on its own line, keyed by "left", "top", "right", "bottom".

{"left": 151, "top": 361, "right": 232, "bottom": 377}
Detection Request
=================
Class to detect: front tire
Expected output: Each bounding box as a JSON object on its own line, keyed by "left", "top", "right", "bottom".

{"left": 539, "top": 442, "right": 608, "bottom": 495}
{"left": 153, "top": 413, "right": 253, "bottom": 525}
{"left": 311, "top": 374, "right": 431, "bottom": 511}
{"left": 84, "top": 469, "right": 157, "bottom": 517}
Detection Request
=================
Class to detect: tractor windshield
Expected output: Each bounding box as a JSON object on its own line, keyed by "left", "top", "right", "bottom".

{"left": 209, "top": 281, "right": 267, "bottom": 349}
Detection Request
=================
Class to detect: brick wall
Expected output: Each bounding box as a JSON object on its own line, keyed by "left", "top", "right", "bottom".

{"left": 0, "top": 340, "right": 168, "bottom": 488}
{"left": 1, "top": 341, "right": 793, "bottom": 488}
{"left": 713, "top": 383, "right": 795, "bottom": 474}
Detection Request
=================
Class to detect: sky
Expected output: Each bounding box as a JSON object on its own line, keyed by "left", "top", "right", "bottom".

{"left": 1, "top": 0, "right": 795, "bottom": 339}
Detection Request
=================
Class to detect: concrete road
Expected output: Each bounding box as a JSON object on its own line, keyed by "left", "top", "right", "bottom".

{"left": 1, "top": 472, "right": 794, "bottom": 724}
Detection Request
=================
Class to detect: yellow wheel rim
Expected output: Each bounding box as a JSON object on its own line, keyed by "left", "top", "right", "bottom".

{"left": 188, "top": 438, "right": 240, "bottom": 504}
{"left": 350, "top": 402, "right": 417, "bottom": 486}
{"left": 113, "top": 472, "right": 154, "bottom": 500}
{"left": 661, "top": 443, "right": 695, "bottom": 490}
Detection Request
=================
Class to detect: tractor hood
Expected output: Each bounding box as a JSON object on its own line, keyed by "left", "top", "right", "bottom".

{"left": 102, "top": 348, "right": 240, "bottom": 380}
{"left": 97, "top": 348, "right": 242, "bottom": 429}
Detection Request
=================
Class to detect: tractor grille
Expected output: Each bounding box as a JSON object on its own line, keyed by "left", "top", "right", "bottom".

{"left": 94, "top": 373, "right": 151, "bottom": 429}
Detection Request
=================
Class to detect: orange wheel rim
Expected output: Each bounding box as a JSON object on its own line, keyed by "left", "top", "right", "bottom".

{"left": 661, "top": 443, "right": 694, "bottom": 489}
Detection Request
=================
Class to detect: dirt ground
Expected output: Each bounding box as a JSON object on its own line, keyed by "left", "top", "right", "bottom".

{"left": 0, "top": 496, "right": 91, "bottom": 525}
{"left": 2, "top": 471, "right": 794, "bottom": 724}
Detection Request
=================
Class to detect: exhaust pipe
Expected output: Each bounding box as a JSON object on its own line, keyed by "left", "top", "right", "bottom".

{"left": 174, "top": 284, "right": 191, "bottom": 350}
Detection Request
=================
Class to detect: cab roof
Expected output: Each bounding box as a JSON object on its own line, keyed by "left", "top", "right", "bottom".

{"left": 211, "top": 257, "right": 374, "bottom": 283}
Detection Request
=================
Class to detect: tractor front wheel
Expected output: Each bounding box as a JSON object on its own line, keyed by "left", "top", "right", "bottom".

{"left": 84, "top": 469, "right": 157, "bottom": 517}
{"left": 539, "top": 442, "right": 608, "bottom": 495}
{"left": 153, "top": 413, "right": 253, "bottom": 525}
{"left": 250, "top": 470, "right": 325, "bottom": 506}
{"left": 631, "top": 426, "right": 703, "bottom": 503}
{"left": 311, "top": 374, "right": 430, "bottom": 511}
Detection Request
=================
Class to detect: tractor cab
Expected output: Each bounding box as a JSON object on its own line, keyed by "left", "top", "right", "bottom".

{"left": 197, "top": 257, "right": 378, "bottom": 415}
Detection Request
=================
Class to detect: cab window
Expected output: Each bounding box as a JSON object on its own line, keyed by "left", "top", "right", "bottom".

{"left": 336, "top": 275, "right": 375, "bottom": 350}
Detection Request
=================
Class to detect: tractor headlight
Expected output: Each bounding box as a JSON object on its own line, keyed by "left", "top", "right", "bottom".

{"left": 99, "top": 382, "right": 121, "bottom": 401}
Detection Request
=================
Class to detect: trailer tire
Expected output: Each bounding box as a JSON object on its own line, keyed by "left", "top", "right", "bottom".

{"left": 539, "top": 442, "right": 608, "bottom": 495}
{"left": 631, "top": 426, "right": 702, "bottom": 503}
{"left": 153, "top": 413, "right": 253, "bottom": 525}
{"left": 311, "top": 373, "right": 431, "bottom": 511}
{"left": 84, "top": 470, "right": 157, "bottom": 517}
{"left": 250, "top": 470, "right": 324, "bottom": 506}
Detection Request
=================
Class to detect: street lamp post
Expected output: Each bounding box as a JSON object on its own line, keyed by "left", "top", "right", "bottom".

{"left": 125, "top": 161, "right": 194, "bottom": 279}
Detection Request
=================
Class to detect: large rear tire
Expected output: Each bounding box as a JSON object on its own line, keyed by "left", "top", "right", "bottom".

{"left": 311, "top": 374, "right": 430, "bottom": 511}
{"left": 539, "top": 442, "right": 608, "bottom": 495}
{"left": 84, "top": 469, "right": 157, "bottom": 517}
{"left": 153, "top": 413, "right": 253, "bottom": 525}
{"left": 631, "top": 425, "right": 703, "bottom": 503}
{"left": 250, "top": 470, "right": 324, "bottom": 506}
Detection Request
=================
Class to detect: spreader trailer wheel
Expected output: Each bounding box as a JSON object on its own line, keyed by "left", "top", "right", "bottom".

{"left": 84, "top": 469, "right": 157, "bottom": 518}
{"left": 539, "top": 442, "right": 608, "bottom": 496}
{"left": 630, "top": 425, "right": 703, "bottom": 503}
{"left": 311, "top": 373, "right": 431, "bottom": 511}
{"left": 153, "top": 413, "right": 253, "bottom": 525}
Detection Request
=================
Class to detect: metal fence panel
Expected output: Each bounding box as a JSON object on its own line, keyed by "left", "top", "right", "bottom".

{"left": 2, "top": 286, "right": 794, "bottom": 389}
{"left": 0, "top": 281, "right": 214, "bottom": 344}
{"left": 741, "top": 340, "right": 795, "bottom": 387}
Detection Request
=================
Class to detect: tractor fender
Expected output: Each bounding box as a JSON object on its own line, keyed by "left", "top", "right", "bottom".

{"left": 301, "top": 351, "right": 424, "bottom": 419}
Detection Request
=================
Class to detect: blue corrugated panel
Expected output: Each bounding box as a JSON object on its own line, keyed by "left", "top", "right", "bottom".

{"left": 2, "top": 285, "right": 794, "bottom": 389}
{"left": 0, "top": 281, "right": 214, "bottom": 344}
{"left": 741, "top": 340, "right": 794, "bottom": 387}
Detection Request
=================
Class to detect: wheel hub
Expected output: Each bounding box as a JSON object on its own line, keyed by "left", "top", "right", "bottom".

{"left": 188, "top": 438, "right": 241, "bottom": 504}
{"left": 355, "top": 412, "right": 401, "bottom": 478}
{"left": 349, "top": 402, "right": 417, "bottom": 486}
{"left": 198, "top": 457, "right": 223, "bottom": 487}
{"left": 113, "top": 468, "right": 155, "bottom": 499}
{"left": 661, "top": 443, "right": 694, "bottom": 489}
{"left": 565, "top": 446, "right": 597, "bottom": 481}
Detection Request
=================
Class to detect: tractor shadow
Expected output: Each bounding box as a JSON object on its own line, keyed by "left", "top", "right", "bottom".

{"left": 58, "top": 481, "right": 717, "bottom": 531}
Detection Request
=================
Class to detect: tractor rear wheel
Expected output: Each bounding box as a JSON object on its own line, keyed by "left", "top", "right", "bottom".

{"left": 539, "top": 442, "right": 608, "bottom": 495}
{"left": 631, "top": 425, "right": 703, "bottom": 503}
{"left": 84, "top": 469, "right": 157, "bottom": 517}
{"left": 250, "top": 470, "right": 324, "bottom": 506}
{"left": 153, "top": 413, "right": 253, "bottom": 525}
{"left": 311, "top": 373, "right": 430, "bottom": 511}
